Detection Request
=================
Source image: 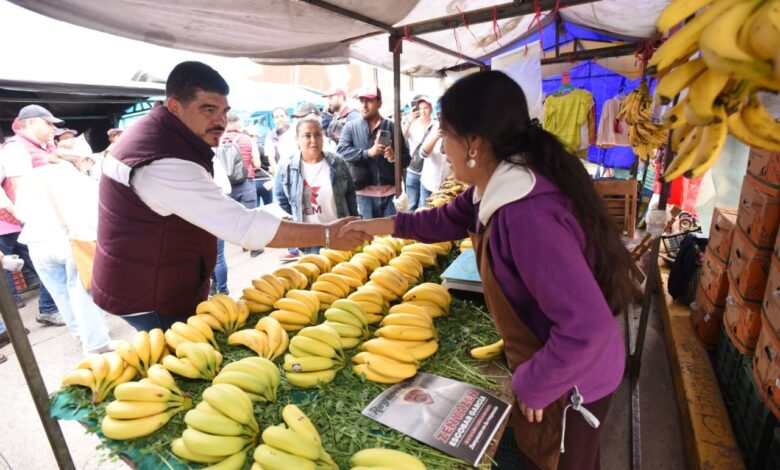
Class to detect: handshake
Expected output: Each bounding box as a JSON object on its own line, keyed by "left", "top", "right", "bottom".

{"left": 326, "top": 217, "right": 397, "bottom": 250}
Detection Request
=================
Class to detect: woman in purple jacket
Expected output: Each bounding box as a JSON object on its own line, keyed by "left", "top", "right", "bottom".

{"left": 341, "top": 71, "right": 634, "bottom": 470}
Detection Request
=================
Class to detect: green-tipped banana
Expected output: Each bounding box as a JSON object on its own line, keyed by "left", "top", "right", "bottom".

{"left": 184, "top": 409, "right": 255, "bottom": 437}
{"left": 253, "top": 444, "right": 316, "bottom": 470}
{"left": 349, "top": 448, "right": 426, "bottom": 470}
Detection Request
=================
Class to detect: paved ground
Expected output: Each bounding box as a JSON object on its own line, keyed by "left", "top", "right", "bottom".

{"left": 0, "top": 242, "right": 686, "bottom": 469}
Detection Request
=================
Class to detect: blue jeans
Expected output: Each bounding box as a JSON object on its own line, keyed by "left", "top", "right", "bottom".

{"left": 0, "top": 321, "right": 5, "bottom": 335}
{"left": 120, "top": 311, "right": 177, "bottom": 332}
{"left": 405, "top": 170, "right": 422, "bottom": 211}
{"left": 230, "top": 180, "right": 258, "bottom": 209}
{"left": 28, "top": 241, "right": 111, "bottom": 354}
{"left": 254, "top": 177, "right": 273, "bottom": 206}
{"left": 356, "top": 195, "right": 396, "bottom": 220}
{"left": 420, "top": 185, "right": 432, "bottom": 207}
{"left": 211, "top": 239, "right": 228, "bottom": 294}
{"left": 0, "top": 232, "right": 57, "bottom": 313}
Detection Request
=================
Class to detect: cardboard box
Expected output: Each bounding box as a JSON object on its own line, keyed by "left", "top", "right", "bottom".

{"left": 699, "top": 249, "right": 729, "bottom": 305}
{"left": 724, "top": 285, "right": 763, "bottom": 355}
{"left": 763, "top": 257, "right": 780, "bottom": 345}
{"left": 736, "top": 174, "right": 780, "bottom": 249}
{"left": 747, "top": 147, "right": 780, "bottom": 188}
{"left": 690, "top": 288, "right": 724, "bottom": 350}
{"left": 728, "top": 227, "right": 772, "bottom": 302}
{"left": 752, "top": 327, "right": 780, "bottom": 420}
{"left": 708, "top": 207, "right": 738, "bottom": 263}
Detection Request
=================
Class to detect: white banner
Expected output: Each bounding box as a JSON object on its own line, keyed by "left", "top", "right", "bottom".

{"left": 491, "top": 41, "right": 543, "bottom": 120}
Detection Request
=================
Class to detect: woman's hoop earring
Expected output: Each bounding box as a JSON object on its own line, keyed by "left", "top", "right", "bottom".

{"left": 467, "top": 149, "right": 477, "bottom": 168}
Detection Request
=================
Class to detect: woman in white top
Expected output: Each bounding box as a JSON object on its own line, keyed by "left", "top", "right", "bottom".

{"left": 14, "top": 155, "right": 112, "bottom": 355}
{"left": 402, "top": 96, "right": 436, "bottom": 211}
{"left": 419, "top": 125, "right": 452, "bottom": 203}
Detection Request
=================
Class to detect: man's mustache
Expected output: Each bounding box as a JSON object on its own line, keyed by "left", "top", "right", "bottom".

{"left": 208, "top": 126, "right": 225, "bottom": 133}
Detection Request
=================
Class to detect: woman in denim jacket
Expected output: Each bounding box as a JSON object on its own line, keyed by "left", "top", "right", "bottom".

{"left": 274, "top": 118, "right": 358, "bottom": 254}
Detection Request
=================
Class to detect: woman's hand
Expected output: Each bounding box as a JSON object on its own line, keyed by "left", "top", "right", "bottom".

{"left": 518, "top": 400, "right": 544, "bottom": 423}
{"left": 338, "top": 217, "right": 395, "bottom": 238}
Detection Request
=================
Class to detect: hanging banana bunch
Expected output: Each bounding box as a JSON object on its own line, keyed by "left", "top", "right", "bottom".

{"left": 650, "top": 0, "right": 780, "bottom": 182}
{"left": 617, "top": 80, "right": 668, "bottom": 163}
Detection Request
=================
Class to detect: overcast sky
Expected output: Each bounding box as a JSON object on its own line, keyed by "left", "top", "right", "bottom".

{"left": 0, "top": 1, "right": 264, "bottom": 85}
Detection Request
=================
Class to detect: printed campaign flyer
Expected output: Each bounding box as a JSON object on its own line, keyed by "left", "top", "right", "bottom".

{"left": 362, "top": 373, "right": 511, "bottom": 466}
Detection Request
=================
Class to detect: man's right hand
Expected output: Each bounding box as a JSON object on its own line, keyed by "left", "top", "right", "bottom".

{"left": 367, "top": 137, "right": 386, "bottom": 158}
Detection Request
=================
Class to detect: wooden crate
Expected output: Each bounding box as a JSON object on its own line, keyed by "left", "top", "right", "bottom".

{"left": 594, "top": 179, "right": 638, "bottom": 238}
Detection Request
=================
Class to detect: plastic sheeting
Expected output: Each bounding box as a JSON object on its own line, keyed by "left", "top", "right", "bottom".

{"left": 491, "top": 41, "right": 544, "bottom": 120}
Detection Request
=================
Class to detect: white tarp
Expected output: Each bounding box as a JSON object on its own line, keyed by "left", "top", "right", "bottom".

{"left": 9, "top": 0, "right": 673, "bottom": 77}
{"left": 492, "top": 41, "right": 543, "bottom": 120}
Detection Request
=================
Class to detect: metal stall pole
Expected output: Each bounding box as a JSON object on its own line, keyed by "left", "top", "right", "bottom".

{"left": 391, "top": 34, "right": 403, "bottom": 197}
{"left": 0, "top": 273, "right": 75, "bottom": 469}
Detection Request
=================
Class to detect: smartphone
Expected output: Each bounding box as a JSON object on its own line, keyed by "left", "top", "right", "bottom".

{"left": 411, "top": 99, "right": 420, "bottom": 112}
{"left": 377, "top": 129, "right": 391, "bottom": 147}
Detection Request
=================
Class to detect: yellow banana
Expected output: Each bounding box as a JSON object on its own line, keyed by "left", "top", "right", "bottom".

{"left": 202, "top": 383, "right": 258, "bottom": 429}
{"left": 351, "top": 253, "right": 381, "bottom": 273}
{"left": 402, "top": 299, "right": 446, "bottom": 318}
{"left": 236, "top": 300, "right": 250, "bottom": 329}
{"left": 662, "top": 126, "right": 703, "bottom": 182}
{"left": 654, "top": 58, "right": 707, "bottom": 105}
{"left": 352, "top": 352, "right": 418, "bottom": 380}
{"left": 388, "top": 303, "right": 433, "bottom": 321}
{"left": 164, "top": 329, "right": 190, "bottom": 352}
{"left": 284, "top": 354, "right": 336, "bottom": 372}
{"left": 244, "top": 299, "right": 274, "bottom": 314}
{"left": 356, "top": 301, "right": 384, "bottom": 317}
{"left": 381, "top": 313, "right": 433, "bottom": 329}
{"left": 348, "top": 289, "right": 385, "bottom": 307}
{"left": 228, "top": 328, "right": 268, "bottom": 356}
{"left": 77, "top": 353, "right": 109, "bottom": 390}
{"left": 177, "top": 341, "right": 214, "bottom": 376}
{"left": 261, "top": 425, "right": 322, "bottom": 461}
{"left": 311, "top": 290, "right": 340, "bottom": 309}
{"left": 184, "top": 409, "right": 252, "bottom": 437}
{"left": 311, "top": 279, "right": 349, "bottom": 298}
{"left": 360, "top": 282, "right": 396, "bottom": 302}
{"left": 299, "top": 254, "right": 332, "bottom": 273}
{"left": 323, "top": 320, "right": 365, "bottom": 339}
{"left": 259, "top": 274, "right": 287, "bottom": 298}
{"left": 205, "top": 450, "right": 247, "bottom": 470}
{"left": 211, "top": 294, "right": 239, "bottom": 331}
{"left": 319, "top": 248, "right": 351, "bottom": 264}
{"left": 297, "top": 324, "right": 344, "bottom": 352}
{"left": 330, "top": 299, "right": 369, "bottom": 326}
{"left": 369, "top": 269, "right": 407, "bottom": 298}
{"left": 403, "top": 283, "right": 451, "bottom": 308}
{"left": 746, "top": 0, "right": 780, "bottom": 60}
{"left": 273, "top": 267, "right": 308, "bottom": 290}
{"left": 221, "top": 359, "right": 281, "bottom": 391}
{"left": 685, "top": 107, "right": 728, "bottom": 178}
{"left": 101, "top": 410, "right": 178, "bottom": 440}
{"left": 103, "top": 351, "right": 125, "bottom": 385}
{"left": 353, "top": 364, "right": 404, "bottom": 384}
{"left": 684, "top": 69, "right": 731, "bottom": 126}
{"left": 113, "top": 381, "right": 177, "bottom": 402}
{"left": 388, "top": 255, "right": 423, "bottom": 279}
{"left": 163, "top": 355, "right": 205, "bottom": 380}
{"left": 131, "top": 330, "right": 151, "bottom": 372}
{"left": 285, "top": 289, "right": 321, "bottom": 316}
{"left": 285, "top": 368, "right": 337, "bottom": 388}
{"left": 289, "top": 335, "right": 339, "bottom": 359}
{"left": 726, "top": 105, "right": 780, "bottom": 151}
{"left": 253, "top": 443, "right": 317, "bottom": 470}
{"left": 741, "top": 94, "right": 780, "bottom": 144}
{"left": 146, "top": 364, "right": 182, "bottom": 395}
{"left": 255, "top": 315, "right": 289, "bottom": 359}
{"left": 171, "top": 321, "right": 208, "bottom": 344}
{"left": 148, "top": 328, "right": 167, "bottom": 364}
{"left": 292, "top": 262, "right": 321, "bottom": 284}
{"left": 360, "top": 338, "right": 418, "bottom": 364}
{"left": 281, "top": 404, "right": 321, "bottom": 446}
{"left": 247, "top": 283, "right": 280, "bottom": 305}
{"left": 196, "top": 299, "right": 230, "bottom": 327}
{"left": 213, "top": 370, "right": 273, "bottom": 399}
{"left": 331, "top": 262, "right": 366, "bottom": 282}
{"left": 349, "top": 448, "right": 426, "bottom": 470}
{"left": 340, "top": 337, "right": 361, "bottom": 349}
{"left": 323, "top": 308, "right": 364, "bottom": 330}
{"left": 270, "top": 309, "right": 313, "bottom": 326}
{"left": 699, "top": 1, "right": 772, "bottom": 80}
{"left": 470, "top": 339, "right": 505, "bottom": 360}
{"left": 196, "top": 313, "right": 225, "bottom": 332}
{"left": 105, "top": 400, "right": 174, "bottom": 419}
{"left": 172, "top": 437, "right": 224, "bottom": 464}
{"left": 376, "top": 325, "right": 436, "bottom": 341}
{"left": 362, "top": 244, "right": 393, "bottom": 264}
{"left": 61, "top": 368, "right": 96, "bottom": 389}
{"left": 181, "top": 428, "right": 253, "bottom": 457}
{"left": 274, "top": 298, "right": 313, "bottom": 320}
{"left": 408, "top": 340, "right": 439, "bottom": 360}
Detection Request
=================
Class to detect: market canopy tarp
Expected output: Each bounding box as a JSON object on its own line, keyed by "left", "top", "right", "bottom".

{"left": 10, "top": 0, "right": 672, "bottom": 77}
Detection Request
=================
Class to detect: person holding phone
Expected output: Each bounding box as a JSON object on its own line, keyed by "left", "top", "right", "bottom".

{"left": 337, "top": 86, "right": 410, "bottom": 219}
{"left": 402, "top": 95, "right": 435, "bottom": 211}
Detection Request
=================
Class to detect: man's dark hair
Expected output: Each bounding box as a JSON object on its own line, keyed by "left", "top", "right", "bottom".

{"left": 166, "top": 61, "right": 229, "bottom": 104}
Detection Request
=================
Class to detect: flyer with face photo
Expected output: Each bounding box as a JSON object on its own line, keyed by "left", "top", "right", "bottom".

{"left": 361, "top": 373, "right": 511, "bottom": 466}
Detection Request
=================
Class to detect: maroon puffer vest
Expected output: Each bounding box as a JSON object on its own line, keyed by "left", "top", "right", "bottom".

{"left": 92, "top": 104, "right": 217, "bottom": 320}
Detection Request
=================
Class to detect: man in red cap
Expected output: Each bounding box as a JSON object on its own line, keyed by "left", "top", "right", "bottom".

{"left": 321, "top": 87, "right": 359, "bottom": 145}
{"left": 337, "top": 86, "right": 410, "bottom": 219}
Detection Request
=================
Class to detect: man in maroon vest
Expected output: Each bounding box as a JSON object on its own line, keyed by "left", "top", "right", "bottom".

{"left": 94, "top": 61, "right": 370, "bottom": 331}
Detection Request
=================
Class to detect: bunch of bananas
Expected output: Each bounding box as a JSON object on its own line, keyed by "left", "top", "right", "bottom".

{"left": 426, "top": 177, "right": 469, "bottom": 208}
{"left": 402, "top": 283, "right": 452, "bottom": 316}
{"left": 102, "top": 365, "right": 192, "bottom": 440}
{"left": 353, "top": 337, "right": 421, "bottom": 384}
{"left": 172, "top": 383, "right": 259, "bottom": 466}
{"left": 371, "top": 235, "right": 408, "bottom": 254}
{"left": 194, "top": 294, "right": 249, "bottom": 334}
{"left": 348, "top": 288, "right": 390, "bottom": 324}
{"left": 319, "top": 247, "right": 353, "bottom": 265}
{"left": 226, "top": 315, "right": 290, "bottom": 360}
{"left": 470, "top": 339, "right": 505, "bottom": 360}
{"left": 351, "top": 252, "right": 383, "bottom": 275}
{"left": 651, "top": 0, "right": 780, "bottom": 181}
{"left": 366, "top": 265, "right": 409, "bottom": 302}
{"left": 616, "top": 80, "right": 668, "bottom": 162}
{"left": 299, "top": 254, "right": 333, "bottom": 275}
{"left": 322, "top": 299, "right": 370, "bottom": 349}
{"left": 291, "top": 262, "right": 322, "bottom": 286}
{"left": 400, "top": 243, "right": 439, "bottom": 268}
{"left": 310, "top": 272, "right": 357, "bottom": 311}
{"left": 284, "top": 325, "right": 346, "bottom": 388}
{"left": 362, "top": 243, "right": 396, "bottom": 265}
{"left": 242, "top": 274, "right": 289, "bottom": 314}
{"left": 273, "top": 267, "right": 309, "bottom": 291}
{"left": 163, "top": 316, "right": 220, "bottom": 351}
{"left": 115, "top": 329, "right": 167, "bottom": 377}
{"left": 268, "top": 289, "right": 321, "bottom": 331}
{"left": 387, "top": 254, "right": 425, "bottom": 287}
{"left": 459, "top": 238, "right": 473, "bottom": 252}
{"left": 163, "top": 342, "right": 223, "bottom": 380}
{"left": 252, "top": 405, "right": 338, "bottom": 470}
{"left": 349, "top": 448, "right": 427, "bottom": 470}
{"left": 213, "top": 356, "right": 281, "bottom": 402}
{"left": 61, "top": 351, "right": 136, "bottom": 403}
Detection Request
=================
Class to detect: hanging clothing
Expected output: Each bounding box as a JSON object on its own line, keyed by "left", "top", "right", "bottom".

{"left": 596, "top": 96, "right": 631, "bottom": 147}
{"left": 543, "top": 89, "right": 594, "bottom": 153}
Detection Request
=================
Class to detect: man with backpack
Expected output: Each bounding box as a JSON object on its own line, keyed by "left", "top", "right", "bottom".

{"left": 218, "top": 113, "right": 263, "bottom": 257}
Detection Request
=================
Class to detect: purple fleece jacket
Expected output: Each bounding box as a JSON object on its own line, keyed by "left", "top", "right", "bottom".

{"left": 394, "top": 175, "right": 625, "bottom": 409}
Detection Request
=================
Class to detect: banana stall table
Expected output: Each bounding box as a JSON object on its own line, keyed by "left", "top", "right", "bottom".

{"left": 50, "top": 249, "right": 513, "bottom": 470}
